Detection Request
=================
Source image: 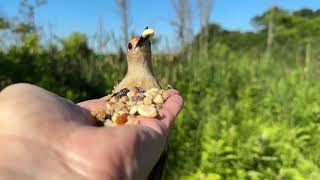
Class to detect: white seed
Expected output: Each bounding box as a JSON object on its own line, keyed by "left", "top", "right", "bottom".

{"left": 142, "top": 28, "right": 154, "bottom": 38}
{"left": 104, "top": 120, "right": 116, "bottom": 127}
{"left": 129, "top": 105, "right": 138, "bottom": 115}
{"left": 153, "top": 94, "right": 164, "bottom": 104}
{"left": 137, "top": 105, "right": 158, "bottom": 118}
{"left": 126, "top": 115, "right": 139, "bottom": 125}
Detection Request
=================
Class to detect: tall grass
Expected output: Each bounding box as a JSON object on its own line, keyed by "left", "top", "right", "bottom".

{"left": 1, "top": 30, "right": 320, "bottom": 179}
{"left": 161, "top": 46, "right": 320, "bottom": 179}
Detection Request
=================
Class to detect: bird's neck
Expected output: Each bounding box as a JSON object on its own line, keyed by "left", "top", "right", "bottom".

{"left": 126, "top": 58, "right": 155, "bottom": 78}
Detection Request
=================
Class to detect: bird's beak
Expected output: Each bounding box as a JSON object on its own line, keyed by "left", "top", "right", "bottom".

{"left": 135, "top": 35, "right": 149, "bottom": 48}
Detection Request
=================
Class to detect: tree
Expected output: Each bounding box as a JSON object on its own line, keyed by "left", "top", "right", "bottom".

{"left": 252, "top": 6, "right": 289, "bottom": 29}
{"left": 252, "top": 6, "right": 289, "bottom": 55}
{"left": 61, "top": 32, "right": 91, "bottom": 56}
{"left": 293, "top": 8, "right": 316, "bottom": 19}
{"left": 0, "top": 17, "right": 10, "bottom": 30}
{"left": 18, "top": 0, "right": 47, "bottom": 26}
{"left": 11, "top": 0, "right": 47, "bottom": 43}
{"left": 170, "top": 0, "right": 193, "bottom": 50}
{"left": 93, "top": 16, "right": 109, "bottom": 54}
{"left": 0, "top": 16, "right": 10, "bottom": 49}
{"left": 12, "top": 22, "right": 35, "bottom": 35}
{"left": 115, "top": 0, "right": 130, "bottom": 49}
{"left": 197, "top": 0, "right": 213, "bottom": 57}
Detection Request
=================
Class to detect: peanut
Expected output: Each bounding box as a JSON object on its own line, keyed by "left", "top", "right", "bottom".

{"left": 138, "top": 105, "right": 158, "bottom": 118}
{"left": 153, "top": 94, "right": 164, "bottom": 104}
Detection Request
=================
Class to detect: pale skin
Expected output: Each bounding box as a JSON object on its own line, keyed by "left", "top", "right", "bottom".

{"left": 0, "top": 83, "right": 183, "bottom": 180}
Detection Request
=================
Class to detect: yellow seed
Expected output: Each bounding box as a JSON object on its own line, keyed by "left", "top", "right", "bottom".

{"left": 112, "top": 113, "right": 119, "bottom": 122}
{"left": 129, "top": 105, "right": 138, "bottom": 115}
{"left": 90, "top": 111, "right": 97, "bottom": 117}
{"left": 162, "top": 90, "right": 170, "bottom": 100}
{"left": 96, "top": 110, "right": 106, "bottom": 121}
{"left": 143, "top": 97, "right": 153, "bottom": 105}
{"left": 150, "top": 91, "right": 157, "bottom": 97}
{"left": 153, "top": 94, "right": 164, "bottom": 104}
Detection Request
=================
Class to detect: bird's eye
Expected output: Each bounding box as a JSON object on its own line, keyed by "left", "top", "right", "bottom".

{"left": 128, "top": 43, "right": 132, "bottom": 50}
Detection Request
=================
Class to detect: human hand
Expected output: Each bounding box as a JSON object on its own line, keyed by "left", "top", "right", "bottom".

{"left": 0, "top": 83, "right": 183, "bottom": 180}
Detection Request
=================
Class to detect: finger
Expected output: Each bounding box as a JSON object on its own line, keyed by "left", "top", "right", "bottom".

{"left": 77, "top": 99, "right": 107, "bottom": 111}
{"left": 0, "top": 83, "right": 98, "bottom": 132}
{"left": 137, "top": 93, "right": 183, "bottom": 136}
{"left": 159, "top": 94, "right": 183, "bottom": 129}
{"left": 167, "top": 89, "right": 180, "bottom": 96}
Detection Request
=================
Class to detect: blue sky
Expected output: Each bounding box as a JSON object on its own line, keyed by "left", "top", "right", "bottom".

{"left": 0, "top": 0, "right": 319, "bottom": 50}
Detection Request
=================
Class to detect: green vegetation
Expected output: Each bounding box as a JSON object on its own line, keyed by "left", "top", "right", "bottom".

{"left": 1, "top": 5, "right": 320, "bottom": 179}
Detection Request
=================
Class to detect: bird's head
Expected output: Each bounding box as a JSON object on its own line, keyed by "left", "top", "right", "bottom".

{"left": 127, "top": 27, "right": 153, "bottom": 63}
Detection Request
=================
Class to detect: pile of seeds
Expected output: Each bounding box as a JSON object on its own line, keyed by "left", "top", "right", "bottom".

{"left": 90, "top": 87, "right": 170, "bottom": 127}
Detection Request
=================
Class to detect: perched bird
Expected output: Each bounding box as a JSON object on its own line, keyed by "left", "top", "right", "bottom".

{"left": 114, "top": 27, "right": 160, "bottom": 92}
{"left": 114, "top": 27, "right": 167, "bottom": 180}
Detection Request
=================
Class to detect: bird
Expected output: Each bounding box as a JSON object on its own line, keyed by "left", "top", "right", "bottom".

{"left": 114, "top": 27, "right": 167, "bottom": 180}
{"left": 114, "top": 27, "right": 160, "bottom": 92}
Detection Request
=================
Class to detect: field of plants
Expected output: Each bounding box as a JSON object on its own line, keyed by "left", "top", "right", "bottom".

{"left": 1, "top": 3, "right": 320, "bottom": 179}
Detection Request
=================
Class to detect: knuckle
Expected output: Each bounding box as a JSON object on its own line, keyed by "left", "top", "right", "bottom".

{"left": 1, "top": 83, "right": 34, "bottom": 95}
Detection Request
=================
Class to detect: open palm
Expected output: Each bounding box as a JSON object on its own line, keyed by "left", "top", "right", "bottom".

{"left": 0, "top": 84, "right": 183, "bottom": 180}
